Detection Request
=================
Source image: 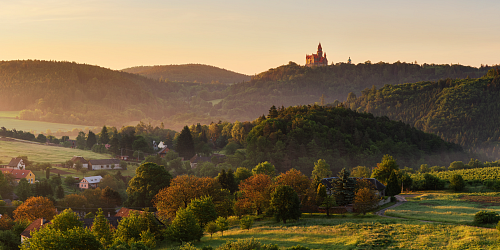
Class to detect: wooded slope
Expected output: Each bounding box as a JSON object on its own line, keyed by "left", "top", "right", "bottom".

{"left": 121, "top": 64, "right": 251, "bottom": 84}
{"left": 344, "top": 69, "right": 500, "bottom": 159}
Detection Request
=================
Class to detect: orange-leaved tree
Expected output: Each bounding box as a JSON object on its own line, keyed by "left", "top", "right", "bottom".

{"left": 14, "top": 196, "right": 56, "bottom": 221}
{"left": 273, "top": 169, "right": 310, "bottom": 197}
{"left": 236, "top": 174, "right": 272, "bottom": 215}
{"left": 154, "top": 175, "right": 223, "bottom": 220}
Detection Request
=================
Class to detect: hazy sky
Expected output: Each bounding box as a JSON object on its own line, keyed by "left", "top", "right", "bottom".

{"left": 1, "top": 0, "right": 499, "bottom": 75}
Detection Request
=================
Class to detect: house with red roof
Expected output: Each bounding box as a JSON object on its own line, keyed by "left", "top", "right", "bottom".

{"left": 1, "top": 169, "right": 35, "bottom": 184}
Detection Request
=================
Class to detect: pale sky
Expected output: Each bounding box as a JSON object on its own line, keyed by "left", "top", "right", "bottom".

{"left": 1, "top": 0, "right": 499, "bottom": 75}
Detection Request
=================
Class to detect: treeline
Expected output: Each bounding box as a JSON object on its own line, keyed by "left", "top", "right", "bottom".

{"left": 121, "top": 64, "right": 251, "bottom": 84}
{"left": 1, "top": 60, "right": 494, "bottom": 132}
{"left": 344, "top": 68, "right": 500, "bottom": 159}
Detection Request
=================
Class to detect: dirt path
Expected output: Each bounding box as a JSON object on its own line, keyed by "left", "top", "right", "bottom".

{"left": 376, "top": 194, "right": 495, "bottom": 229}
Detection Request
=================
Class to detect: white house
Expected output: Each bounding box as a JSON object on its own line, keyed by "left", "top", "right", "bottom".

{"left": 6, "top": 158, "right": 25, "bottom": 170}
{"left": 88, "top": 159, "right": 121, "bottom": 170}
{"left": 79, "top": 176, "right": 103, "bottom": 189}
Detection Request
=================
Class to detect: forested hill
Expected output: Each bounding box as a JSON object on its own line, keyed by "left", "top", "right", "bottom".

{"left": 0, "top": 60, "right": 229, "bottom": 129}
{"left": 121, "top": 64, "right": 251, "bottom": 84}
{"left": 344, "top": 68, "right": 500, "bottom": 159}
{"left": 240, "top": 105, "right": 465, "bottom": 174}
{"left": 216, "top": 61, "right": 492, "bottom": 121}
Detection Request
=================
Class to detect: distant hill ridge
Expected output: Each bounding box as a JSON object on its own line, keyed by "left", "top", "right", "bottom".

{"left": 121, "top": 64, "right": 251, "bottom": 84}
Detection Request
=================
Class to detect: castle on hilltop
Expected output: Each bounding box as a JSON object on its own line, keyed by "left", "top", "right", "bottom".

{"left": 306, "top": 43, "right": 328, "bottom": 67}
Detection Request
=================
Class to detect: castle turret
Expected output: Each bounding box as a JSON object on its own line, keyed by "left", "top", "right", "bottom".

{"left": 317, "top": 43, "right": 323, "bottom": 58}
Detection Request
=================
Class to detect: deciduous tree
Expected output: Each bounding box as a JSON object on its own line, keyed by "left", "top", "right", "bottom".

{"left": 15, "top": 178, "right": 33, "bottom": 201}
{"left": 126, "top": 162, "right": 172, "bottom": 207}
{"left": 270, "top": 185, "right": 301, "bottom": 223}
{"left": 154, "top": 175, "right": 223, "bottom": 220}
{"left": 236, "top": 174, "right": 272, "bottom": 215}
{"left": 167, "top": 208, "right": 203, "bottom": 243}
{"left": 186, "top": 196, "right": 218, "bottom": 228}
{"left": 371, "top": 155, "right": 399, "bottom": 185}
{"left": 252, "top": 161, "right": 276, "bottom": 177}
{"left": 13, "top": 196, "right": 57, "bottom": 221}
{"left": 49, "top": 208, "right": 83, "bottom": 231}
{"left": 354, "top": 187, "right": 379, "bottom": 215}
{"left": 92, "top": 208, "right": 115, "bottom": 248}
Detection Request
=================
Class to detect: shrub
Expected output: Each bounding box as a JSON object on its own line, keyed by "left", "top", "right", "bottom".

{"left": 286, "top": 246, "right": 310, "bottom": 250}
{"left": 474, "top": 211, "right": 500, "bottom": 224}
{"left": 449, "top": 174, "right": 466, "bottom": 192}
{"left": 216, "top": 238, "right": 262, "bottom": 250}
{"left": 239, "top": 216, "right": 254, "bottom": 230}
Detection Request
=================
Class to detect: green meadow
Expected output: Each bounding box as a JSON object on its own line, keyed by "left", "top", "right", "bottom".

{"left": 0, "top": 111, "right": 98, "bottom": 137}
{"left": 0, "top": 139, "right": 111, "bottom": 164}
{"left": 385, "top": 192, "right": 500, "bottom": 226}
{"left": 157, "top": 214, "right": 499, "bottom": 249}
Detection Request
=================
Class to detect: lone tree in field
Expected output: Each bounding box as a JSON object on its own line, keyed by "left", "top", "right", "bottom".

{"left": 333, "top": 168, "right": 356, "bottom": 206}
{"left": 270, "top": 185, "right": 301, "bottom": 223}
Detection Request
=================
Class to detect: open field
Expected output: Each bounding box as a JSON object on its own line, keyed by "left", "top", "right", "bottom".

{"left": 385, "top": 192, "right": 500, "bottom": 226}
{"left": 0, "top": 111, "right": 98, "bottom": 137}
{"left": 208, "top": 99, "right": 223, "bottom": 105}
{"left": 157, "top": 215, "right": 499, "bottom": 249}
{"left": 0, "top": 139, "right": 112, "bottom": 164}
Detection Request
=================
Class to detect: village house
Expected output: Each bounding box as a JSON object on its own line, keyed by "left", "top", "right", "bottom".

{"left": 1, "top": 169, "right": 36, "bottom": 184}
{"left": 157, "top": 147, "right": 170, "bottom": 158}
{"left": 71, "top": 156, "right": 89, "bottom": 169}
{"left": 5, "top": 157, "right": 26, "bottom": 170}
{"left": 79, "top": 175, "right": 103, "bottom": 189}
{"left": 88, "top": 159, "right": 121, "bottom": 170}
{"left": 20, "top": 218, "right": 51, "bottom": 243}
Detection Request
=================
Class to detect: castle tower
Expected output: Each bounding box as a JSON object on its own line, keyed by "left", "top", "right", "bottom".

{"left": 306, "top": 43, "right": 328, "bottom": 67}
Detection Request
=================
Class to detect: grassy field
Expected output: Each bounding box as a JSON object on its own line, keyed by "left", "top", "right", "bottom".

{"left": 208, "top": 99, "right": 223, "bottom": 105}
{"left": 0, "top": 111, "right": 98, "bottom": 137}
{"left": 0, "top": 139, "right": 112, "bottom": 164}
{"left": 157, "top": 214, "right": 499, "bottom": 249}
{"left": 385, "top": 192, "right": 500, "bottom": 226}
{"left": 39, "top": 164, "right": 139, "bottom": 179}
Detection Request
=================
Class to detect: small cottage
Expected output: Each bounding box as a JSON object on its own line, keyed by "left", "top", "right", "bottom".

{"left": 79, "top": 176, "right": 103, "bottom": 189}
{"left": 71, "top": 156, "right": 89, "bottom": 169}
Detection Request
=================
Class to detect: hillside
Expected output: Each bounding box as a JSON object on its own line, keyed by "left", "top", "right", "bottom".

{"left": 344, "top": 68, "right": 500, "bottom": 159}
{"left": 0, "top": 60, "right": 494, "bottom": 133}
{"left": 121, "top": 64, "right": 251, "bottom": 84}
{"left": 0, "top": 60, "right": 229, "bottom": 130}
{"left": 213, "top": 61, "right": 492, "bottom": 121}
{"left": 243, "top": 105, "right": 465, "bottom": 174}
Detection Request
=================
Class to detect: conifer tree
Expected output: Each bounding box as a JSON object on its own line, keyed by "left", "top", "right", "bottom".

{"left": 333, "top": 168, "right": 356, "bottom": 206}
{"left": 176, "top": 126, "right": 195, "bottom": 159}
{"left": 99, "top": 126, "right": 109, "bottom": 144}
{"left": 268, "top": 105, "right": 278, "bottom": 119}
{"left": 385, "top": 170, "right": 401, "bottom": 196}
{"left": 87, "top": 131, "right": 97, "bottom": 149}
{"left": 55, "top": 185, "right": 65, "bottom": 199}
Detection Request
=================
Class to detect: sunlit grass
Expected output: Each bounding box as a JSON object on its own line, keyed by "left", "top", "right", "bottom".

{"left": 386, "top": 192, "right": 500, "bottom": 225}
{"left": 0, "top": 140, "right": 111, "bottom": 164}
{"left": 157, "top": 215, "right": 499, "bottom": 249}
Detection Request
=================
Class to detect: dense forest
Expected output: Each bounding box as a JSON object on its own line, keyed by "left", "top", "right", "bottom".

{"left": 121, "top": 64, "right": 251, "bottom": 84}
{"left": 344, "top": 68, "right": 500, "bottom": 159}
{"left": 0, "top": 60, "right": 494, "bottom": 134}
